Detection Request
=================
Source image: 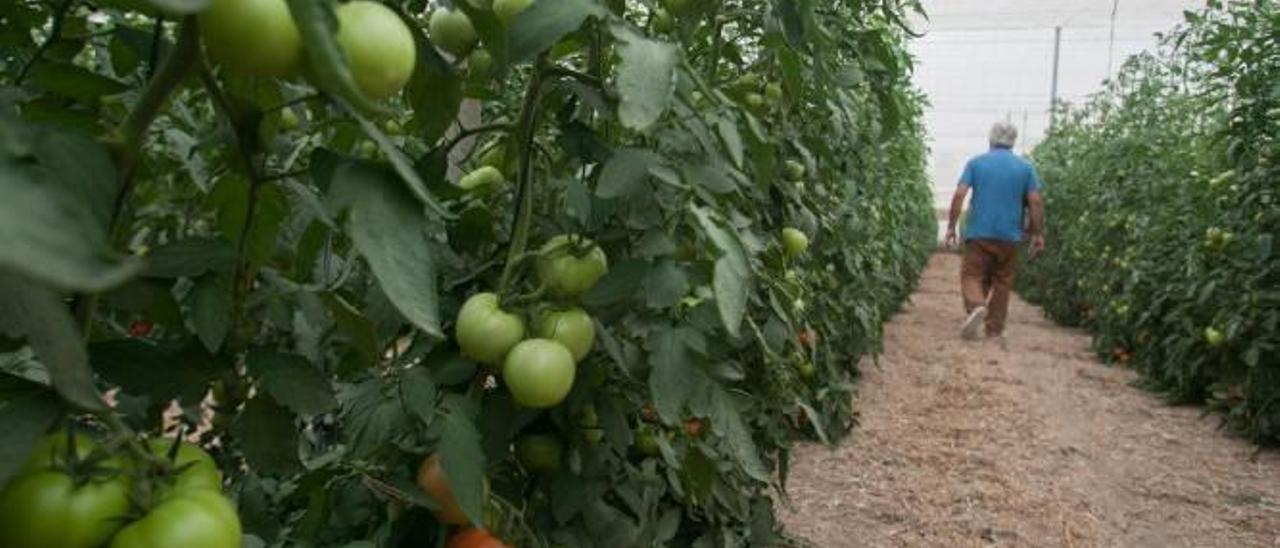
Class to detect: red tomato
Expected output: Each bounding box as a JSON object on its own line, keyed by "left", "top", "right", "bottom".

{"left": 447, "top": 528, "right": 511, "bottom": 548}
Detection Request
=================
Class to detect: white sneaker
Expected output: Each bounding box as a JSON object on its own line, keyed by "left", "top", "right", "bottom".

{"left": 988, "top": 331, "right": 1008, "bottom": 350}
{"left": 961, "top": 307, "right": 987, "bottom": 340}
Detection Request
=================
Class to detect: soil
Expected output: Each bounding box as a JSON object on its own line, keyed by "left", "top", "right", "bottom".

{"left": 779, "top": 253, "right": 1280, "bottom": 548}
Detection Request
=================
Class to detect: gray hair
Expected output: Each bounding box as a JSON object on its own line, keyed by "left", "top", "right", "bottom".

{"left": 989, "top": 122, "right": 1018, "bottom": 148}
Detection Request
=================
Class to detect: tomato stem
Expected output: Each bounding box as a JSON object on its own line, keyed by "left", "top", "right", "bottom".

{"left": 497, "top": 55, "right": 550, "bottom": 298}
{"left": 75, "top": 16, "right": 200, "bottom": 338}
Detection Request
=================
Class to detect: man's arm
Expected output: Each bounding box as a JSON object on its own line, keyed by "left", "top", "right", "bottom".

{"left": 944, "top": 184, "right": 970, "bottom": 248}
{"left": 1026, "top": 190, "right": 1045, "bottom": 256}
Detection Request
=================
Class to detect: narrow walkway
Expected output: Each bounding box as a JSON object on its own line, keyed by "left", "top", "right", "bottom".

{"left": 780, "top": 253, "right": 1280, "bottom": 547}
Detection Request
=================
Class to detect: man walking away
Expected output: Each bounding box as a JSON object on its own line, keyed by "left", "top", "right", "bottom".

{"left": 943, "top": 122, "right": 1046, "bottom": 343}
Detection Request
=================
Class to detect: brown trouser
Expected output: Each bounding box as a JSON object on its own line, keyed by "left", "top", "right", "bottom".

{"left": 961, "top": 239, "right": 1019, "bottom": 335}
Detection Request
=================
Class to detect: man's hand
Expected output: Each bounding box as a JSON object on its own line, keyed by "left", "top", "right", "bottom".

{"left": 944, "top": 228, "right": 959, "bottom": 249}
{"left": 1029, "top": 234, "right": 1046, "bottom": 257}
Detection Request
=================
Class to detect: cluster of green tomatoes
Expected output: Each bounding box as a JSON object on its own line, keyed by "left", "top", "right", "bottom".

{"left": 0, "top": 433, "right": 240, "bottom": 548}
{"left": 199, "top": 0, "right": 533, "bottom": 100}
{"left": 456, "top": 235, "right": 608, "bottom": 409}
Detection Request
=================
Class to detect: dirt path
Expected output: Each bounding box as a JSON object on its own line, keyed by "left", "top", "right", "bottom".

{"left": 779, "top": 253, "right": 1280, "bottom": 548}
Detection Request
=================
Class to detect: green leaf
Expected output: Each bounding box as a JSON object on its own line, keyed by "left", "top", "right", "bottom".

{"left": 582, "top": 260, "right": 648, "bottom": 307}
{"left": 508, "top": 0, "right": 608, "bottom": 63}
{"left": 772, "top": 0, "right": 809, "bottom": 47}
{"left": 715, "top": 116, "right": 744, "bottom": 169}
{"left": 343, "top": 378, "right": 403, "bottom": 457}
{"left": 434, "top": 409, "right": 486, "bottom": 526}
{"left": 597, "top": 148, "right": 661, "bottom": 199}
{"left": 28, "top": 62, "right": 128, "bottom": 103}
{"left": 708, "top": 386, "right": 769, "bottom": 482}
{"left": 144, "top": 0, "right": 210, "bottom": 14}
{"left": 331, "top": 161, "right": 443, "bottom": 338}
{"left": 92, "top": 340, "right": 222, "bottom": 404}
{"left": 31, "top": 126, "right": 118, "bottom": 229}
{"left": 143, "top": 238, "right": 237, "bottom": 279}
{"left": 285, "top": 0, "right": 386, "bottom": 114}
{"left": 682, "top": 162, "right": 736, "bottom": 194}
{"left": 246, "top": 350, "right": 338, "bottom": 416}
{"left": 611, "top": 25, "right": 678, "bottom": 131}
{"left": 647, "top": 327, "right": 698, "bottom": 423}
{"left": 208, "top": 176, "right": 289, "bottom": 269}
{"left": 644, "top": 261, "right": 688, "bottom": 309}
{"left": 407, "top": 39, "right": 464, "bottom": 146}
{"left": 233, "top": 395, "right": 302, "bottom": 475}
{"left": 0, "top": 373, "right": 61, "bottom": 487}
{"left": 343, "top": 104, "right": 451, "bottom": 219}
{"left": 188, "top": 273, "right": 233, "bottom": 354}
{"left": 0, "top": 272, "right": 106, "bottom": 412}
{"left": 691, "top": 206, "right": 751, "bottom": 337}
{"left": 400, "top": 366, "right": 438, "bottom": 427}
{"left": 0, "top": 156, "right": 140, "bottom": 292}
{"left": 323, "top": 294, "right": 380, "bottom": 366}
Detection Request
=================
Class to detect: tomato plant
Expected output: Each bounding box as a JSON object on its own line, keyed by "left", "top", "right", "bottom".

{"left": 0, "top": 0, "right": 936, "bottom": 544}
{"left": 1019, "top": 1, "right": 1279, "bottom": 443}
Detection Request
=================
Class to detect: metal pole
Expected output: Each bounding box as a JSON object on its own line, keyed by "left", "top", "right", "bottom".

{"left": 1050, "top": 26, "right": 1062, "bottom": 127}
{"left": 1107, "top": 0, "right": 1120, "bottom": 76}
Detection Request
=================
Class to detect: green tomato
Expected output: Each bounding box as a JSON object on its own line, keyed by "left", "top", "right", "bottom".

{"left": 515, "top": 434, "right": 562, "bottom": 474}
{"left": 783, "top": 159, "right": 806, "bottom": 181}
{"left": 429, "top": 8, "right": 478, "bottom": 57}
{"left": 1204, "top": 327, "right": 1226, "bottom": 347}
{"left": 108, "top": 490, "right": 241, "bottom": 548}
{"left": 576, "top": 404, "right": 598, "bottom": 428}
{"left": 468, "top": 48, "right": 494, "bottom": 78}
{"left": 743, "top": 92, "right": 765, "bottom": 110}
{"left": 456, "top": 293, "right": 526, "bottom": 366}
{"left": 20, "top": 432, "right": 98, "bottom": 473}
{"left": 536, "top": 235, "right": 609, "bottom": 298}
{"left": 200, "top": 0, "right": 303, "bottom": 77}
{"left": 335, "top": 1, "right": 417, "bottom": 100}
{"left": 581, "top": 428, "right": 604, "bottom": 445}
{"left": 382, "top": 119, "right": 403, "bottom": 135}
{"left": 477, "top": 138, "right": 514, "bottom": 176}
{"left": 633, "top": 431, "right": 660, "bottom": 456}
{"left": 536, "top": 307, "right": 595, "bottom": 362}
{"left": 731, "top": 72, "right": 762, "bottom": 91}
{"left": 493, "top": 0, "right": 533, "bottom": 24}
{"left": 146, "top": 438, "right": 221, "bottom": 495}
{"left": 796, "top": 359, "right": 815, "bottom": 380}
{"left": 652, "top": 7, "right": 673, "bottom": 32}
{"left": 782, "top": 227, "right": 809, "bottom": 257}
{"left": 503, "top": 339, "right": 576, "bottom": 408}
{"left": 662, "top": 0, "right": 695, "bottom": 15}
{"left": 0, "top": 468, "right": 131, "bottom": 548}
{"left": 459, "top": 166, "right": 505, "bottom": 191}
{"left": 764, "top": 82, "right": 783, "bottom": 102}
{"left": 279, "top": 108, "right": 300, "bottom": 130}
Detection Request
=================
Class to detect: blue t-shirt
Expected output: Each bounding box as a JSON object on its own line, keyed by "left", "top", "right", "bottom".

{"left": 959, "top": 147, "right": 1041, "bottom": 242}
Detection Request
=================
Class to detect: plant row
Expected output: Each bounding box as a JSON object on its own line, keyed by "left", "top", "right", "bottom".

{"left": 1018, "top": 0, "right": 1279, "bottom": 443}
{"left": 0, "top": 0, "right": 935, "bottom": 545}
